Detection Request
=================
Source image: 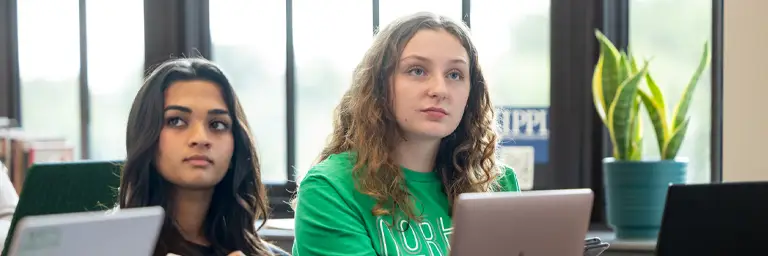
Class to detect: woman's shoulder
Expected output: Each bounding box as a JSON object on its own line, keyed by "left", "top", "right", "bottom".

{"left": 299, "top": 152, "right": 356, "bottom": 186}
{"left": 496, "top": 164, "right": 521, "bottom": 192}
{"left": 293, "top": 151, "right": 363, "bottom": 205}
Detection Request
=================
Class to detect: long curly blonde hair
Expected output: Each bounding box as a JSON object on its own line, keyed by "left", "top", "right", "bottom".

{"left": 314, "top": 12, "right": 502, "bottom": 222}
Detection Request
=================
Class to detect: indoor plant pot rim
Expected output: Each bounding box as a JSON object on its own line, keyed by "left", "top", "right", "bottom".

{"left": 603, "top": 157, "right": 689, "bottom": 164}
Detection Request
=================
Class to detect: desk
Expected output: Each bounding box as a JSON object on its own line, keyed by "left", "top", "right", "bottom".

{"left": 586, "top": 231, "right": 655, "bottom": 256}
{"left": 258, "top": 228, "right": 295, "bottom": 253}
{"left": 257, "top": 219, "right": 656, "bottom": 256}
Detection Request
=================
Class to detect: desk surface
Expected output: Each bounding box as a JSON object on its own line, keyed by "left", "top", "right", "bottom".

{"left": 256, "top": 218, "right": 657, "bottom": 254}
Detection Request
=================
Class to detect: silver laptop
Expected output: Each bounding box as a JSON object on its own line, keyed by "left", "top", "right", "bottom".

{"left": 451, "top": 188, "right": 594, "bottom": 256}
{"left": 7, "top": 206, "right": 164, "bottom": 256}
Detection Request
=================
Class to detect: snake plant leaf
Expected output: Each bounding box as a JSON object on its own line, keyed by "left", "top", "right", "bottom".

{"left": 595, "top": 30, "right": 623, "bottom": 116}
{"left": 644, "top": 71, "right": 666, "bottom": 121}
{"left": 628, "top": 95, "right": 643, "bottom": 161}
{"left": 672, "top": 42, "right": 711, "bottom": 129}
{"left": 620, "top": 52, "right": 636, "bottom": 157}
{"left": 626, "top": 60, "right": 643, "bottom": 161}
{"left": 629, "top": 55, "right": 640, "bottom": 74}
{"left": 638, "top": 89, "right": 667, "bottom": 155}
{"left": 607, "top": 62, "right": 649, "bottom": 160}
{"left": 663, "top": 116, "right": 691, "bottom": 159}
{"left": 593, "top": 52, "right": 607, "bottom": 123}
{"left": 631, "top": 55, "right": 666, "bottom": 121}
{"left": 629, "top": 54, "right": 648, "bottom": 159}
{"left": 619, "top": 51, "right": 632, "bottom": 82}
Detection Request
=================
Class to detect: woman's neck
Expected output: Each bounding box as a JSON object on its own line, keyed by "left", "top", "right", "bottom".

{"left": 172, "top": 188, "right": 214, "bottom": 246}
{"left": 394, "top": 138, "right": 440, "bottom": 173}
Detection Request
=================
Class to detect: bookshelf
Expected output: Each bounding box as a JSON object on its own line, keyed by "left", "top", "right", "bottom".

{"left": 0, "top": 117, "right": 74, "bottom": 194}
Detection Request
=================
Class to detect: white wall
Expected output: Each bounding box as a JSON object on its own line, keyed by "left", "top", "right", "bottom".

{"left": 722, "top": 1, "right": 768, "bottom": 181}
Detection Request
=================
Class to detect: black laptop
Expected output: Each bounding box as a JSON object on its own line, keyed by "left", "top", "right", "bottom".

{"left": 0, "top": 160, "right": 122, "bottom": 256}
{"left": 655, "top": 181, "right": 768, "bottom": 255}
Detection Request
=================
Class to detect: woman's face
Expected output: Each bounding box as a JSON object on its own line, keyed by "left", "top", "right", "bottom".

{"left": 391, "top": 28, "right": 471, "bottom": 141}
{"left": 155, "top": 80, "right": 234, "bottom": 190}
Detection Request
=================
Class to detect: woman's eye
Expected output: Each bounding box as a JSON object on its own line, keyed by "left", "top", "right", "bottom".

{"left": 408, "top": 67, "right": 426, "bottom": 76}
{"left": 447, "top": 71, "right": 464, "bottom": 81}
{"left": 166, "top": 117, "right": 186, "bottom": 127}
{"left": 210, "top": 121, "right": 229, "bottom": 131}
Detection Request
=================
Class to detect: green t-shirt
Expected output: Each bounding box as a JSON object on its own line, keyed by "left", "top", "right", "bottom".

{"left": 292, "top": 152, "right": 520, "bottom": 256}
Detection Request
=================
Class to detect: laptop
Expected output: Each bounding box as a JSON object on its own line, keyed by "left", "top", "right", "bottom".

{"left": 0, "top": 160, "right": 123, "bottom": 256}
{"left": 451, "top": 188, "right": 594, "bottom": 256}
{"left": 655, "top": 182, "right": 768, "bottom": 255}
{"left": 6, "top": 206, "right": 164, "bottom": 256}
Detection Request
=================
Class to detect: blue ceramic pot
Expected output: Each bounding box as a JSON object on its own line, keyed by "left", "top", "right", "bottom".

{"left": 603, "top": 157, "right": 687, "bottom": 240}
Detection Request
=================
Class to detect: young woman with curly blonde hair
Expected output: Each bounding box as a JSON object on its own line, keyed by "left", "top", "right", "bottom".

{"left": 292, "top": 12, "right": 520, "bottom": 256}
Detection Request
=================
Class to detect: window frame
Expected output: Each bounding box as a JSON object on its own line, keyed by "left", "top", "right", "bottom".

{"left": 78, "top": 0, "right": 90, "bottom": 159}
{"left": 711, "top": 0, "right": 724, "bottom": 183}
{"left": 0, "top": 0, "right": 723, "bottom": 221}
{"left": 0, "top": 0, "right": 20, "bottom": 122}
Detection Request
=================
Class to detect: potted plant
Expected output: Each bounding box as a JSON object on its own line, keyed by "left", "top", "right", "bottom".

{"left": 592, "top": 30, "right": 710, "bottom": 240}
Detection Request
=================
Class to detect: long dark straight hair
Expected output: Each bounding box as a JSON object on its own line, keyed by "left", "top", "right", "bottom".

{"left": 120, "top": 58, "right": 271, "bottom": 256}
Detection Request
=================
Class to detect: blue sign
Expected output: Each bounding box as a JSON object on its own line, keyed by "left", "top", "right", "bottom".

{"left": 496, "top": 106, "right": 549, "bottom": 163}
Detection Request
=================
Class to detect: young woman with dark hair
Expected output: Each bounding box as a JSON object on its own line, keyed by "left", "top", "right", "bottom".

{"left": 120, "top": 58, "right": 289, "bottom": 256}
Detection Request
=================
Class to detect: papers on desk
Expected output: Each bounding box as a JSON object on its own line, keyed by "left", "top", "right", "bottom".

{"left": 499, "top": 145, "right": 535, "bottom": 190}
{"left": 263, "top": 218, "right": 295, "bottom": 230}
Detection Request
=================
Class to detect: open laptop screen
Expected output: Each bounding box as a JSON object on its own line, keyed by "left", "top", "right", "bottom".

{"left": 656, "top": 182, "right": 768, "bottom": 255}
{"left": 0, "top": 160, "right": 122, "bottom": 256}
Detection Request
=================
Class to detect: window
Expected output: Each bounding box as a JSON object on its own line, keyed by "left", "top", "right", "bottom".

{"left": 378, "top": 0, "right": 463, "bottom": 29}
{"left": 293, "top": 0, "right": 372, "bottom": 180}
{"left": 471, "top": 1, "right": 551, "bottom": 190}
{"left": 630, "top": 0, "right": 712, "bottom": 183}
{"left": 87, "top": 0, "right": 145, "bottom": 161}
{"left": 210, "top": 0, "right": 287, "bottom": 182}
{"left": 17, "top": 0, "right": 81, "bottom": 158}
